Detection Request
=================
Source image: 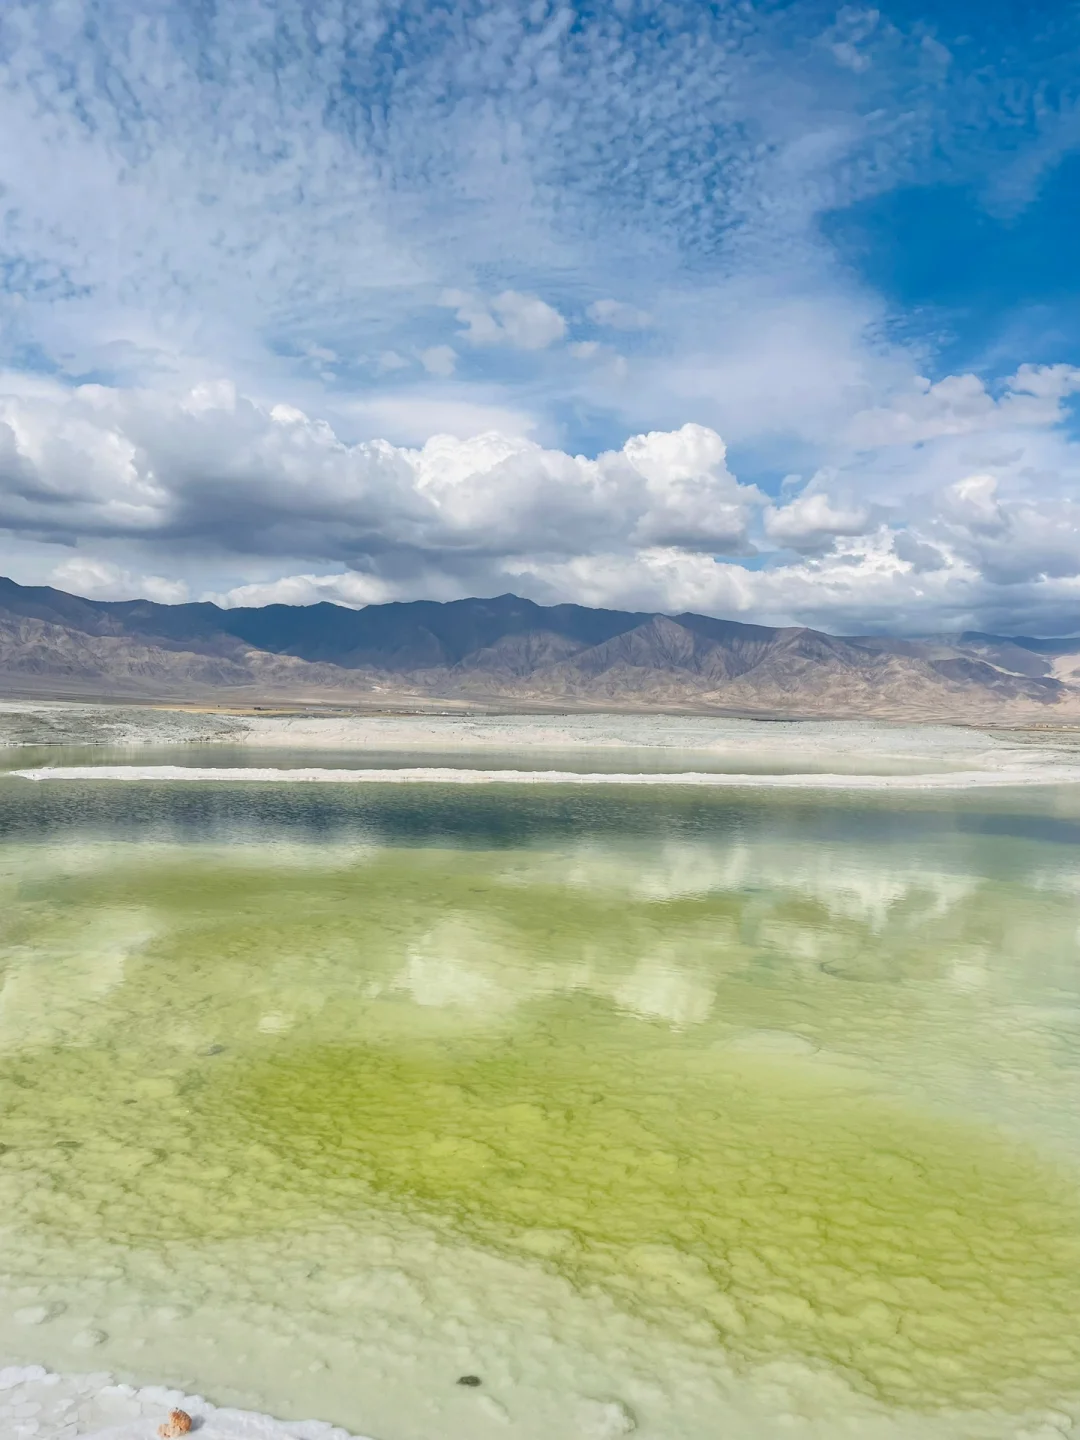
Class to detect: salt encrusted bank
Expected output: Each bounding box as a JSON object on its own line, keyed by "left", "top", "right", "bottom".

{"left": 0, "top": 1365, "right": 373, "bottom": 1440}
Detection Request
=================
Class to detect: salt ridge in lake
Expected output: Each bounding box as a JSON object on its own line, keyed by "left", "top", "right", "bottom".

{"left": 12, "top": 761, "right": 1080, "bottom": 788}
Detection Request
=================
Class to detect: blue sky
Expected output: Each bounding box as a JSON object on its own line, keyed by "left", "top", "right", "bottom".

{"left": 0, "top": 0, "right": 1079, "bottom": 632}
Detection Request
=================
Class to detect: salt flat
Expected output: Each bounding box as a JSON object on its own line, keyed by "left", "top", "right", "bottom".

{"left": 6, "top": 705, "right": 1080, "bottom": 789}
{"left": 2, "top": 701, "right": 1079, "bottom": 777}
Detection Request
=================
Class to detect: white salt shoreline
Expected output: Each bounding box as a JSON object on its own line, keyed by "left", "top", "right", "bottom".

{"left": 10, "top": 763, "right": 1080, "bottom": 789}
{"left": 0, "top": 1363, "right": 375, "bottom": 1440}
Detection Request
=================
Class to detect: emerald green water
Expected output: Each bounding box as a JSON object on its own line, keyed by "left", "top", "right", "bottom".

{"left": 2, "top": 777, "right": 1080, "bottom": 1436}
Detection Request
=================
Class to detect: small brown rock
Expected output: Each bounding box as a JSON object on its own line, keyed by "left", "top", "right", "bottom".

{"left": 158, "top": 1409, "right": 193, "bottom": 1438}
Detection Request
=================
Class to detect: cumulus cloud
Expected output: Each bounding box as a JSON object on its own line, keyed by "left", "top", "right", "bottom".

{"left": 419, "top": 345, "right": 458, "bottom": 378}
{"left": 942, "top": 474, "right": 1006, "bottom": 533}
{"left": 4, "top": 365, "right": 1080, "bottom": 637}
{"left": 502, "top": 532, "right": 974, "bottom": 636}
{"left": 891, "top": 532, "right": 948, "bottom": 573}
{"left": 444, "top": 291, "right": 567, "bottom": 350}
{"left": 620, "top": 425, "right": 759, "bottom": 549}
{"left": 48, "top": 558, "right": 190, "bottom": 604}
{"left": 251, "top": 521, "right": 1080, "bottom": 638}
{"left": 213, "top": 572, "right": 397, "bottom": 610}
{"left": 763, "top": 492, "right": 872, "bottom": 551}
{"left": 341, "top": 394, "right": 538, "bottom": 446}
{"left": 0, "top": 381, "right": 759, "bottom": 581}
{"left": 846, "top": 366, "right": 1080, "bottom": 449}
{"left": 933, "top": 479, "right": 1080, "bottom": 588}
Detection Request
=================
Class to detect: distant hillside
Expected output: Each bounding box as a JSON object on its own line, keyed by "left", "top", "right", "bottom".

{"left": 2, "top": 575, "right": 1080, "bottom": 722}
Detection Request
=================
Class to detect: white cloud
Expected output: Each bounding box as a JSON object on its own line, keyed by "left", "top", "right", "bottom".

{"left": 0, "top": 3, "right": 1078, "bottom": 636}
{"left": 444, "top": 290, "right": 567, "bottom": 350}
{"left": 212, "top": 572, "right": 396, "bottom": 610}
{"left": 620, "top": 424, "right": 760, "bottom": 549}
{"left": 2, "top": 362, "right": 1080, "bottom": 633}
{"left": 504, "top": 531, "right": 963, "bottom": 635}
{"left": 442, "top": 292, "right": 505, "bottom": 348}
{"left": 627, "top": 284, "right": 914, "bottom": 450}
{"left": 48, "top": 558, "right": 189, "bottom": 604}
{"left": 846, "top": 366, "right": 1080, "bottom": 449}
{"left": 3, "top": 371, "right": 1080, "bottom": 635}
{"left": 0, "top": 381, "right": 759, "bottom": 573}
{"left": 823, "top": 7, "right": 883, "bottom": 75}
{"left": 764, "top": 492, "right": 872, "bottom": 551}
{"left": 587, "top": 299, "right": 654, "bottom": 331}
{"left": 504, "top": 548, "right": 760, "bottom": 617}
{"left": 340, "top": 393, "right": 539, "bottom": 446}
{"left": 942, "top": 474, "right": 1005, "bottom": 533}
{"left": 492, "top": 292, "right": 567, "bottom": 350}
{"left": 419, "top": 345, "right": 457, "bottom": 377}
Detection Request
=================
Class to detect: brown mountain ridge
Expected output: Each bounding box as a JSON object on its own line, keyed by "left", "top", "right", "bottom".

{"left": 2, "top": 576, "right": 1080, "bottom": 722}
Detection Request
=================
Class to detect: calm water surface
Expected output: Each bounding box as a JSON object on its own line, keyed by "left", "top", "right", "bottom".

{"left": 1, "top": 774, "right": 1079, "bottom": 1439}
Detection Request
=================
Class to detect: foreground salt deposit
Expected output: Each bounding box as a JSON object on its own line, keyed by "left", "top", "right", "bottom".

{"left": 0, "top": 1364, "right": 372, "bottom": 1440}
{"left": 3, "top": 1355, "right": 1076, "bottom": 1440}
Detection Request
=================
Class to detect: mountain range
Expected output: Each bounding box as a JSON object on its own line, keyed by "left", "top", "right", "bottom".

{"left": 2, "top": 575, "right": 1080, "bottom": 722}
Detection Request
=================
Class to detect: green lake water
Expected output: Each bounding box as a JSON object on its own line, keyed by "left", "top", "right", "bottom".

{"left": 1, "top": 773, "right": 1080, "bottom": 1438}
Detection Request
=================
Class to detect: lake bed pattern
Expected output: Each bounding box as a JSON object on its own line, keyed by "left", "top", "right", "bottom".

{"left": 1, "top": 752, "right": 1079, "bottom": 1439}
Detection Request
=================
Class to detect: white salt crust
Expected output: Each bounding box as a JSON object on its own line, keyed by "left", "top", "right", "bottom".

{"left": 0, "top": 1365, "right": 372, "bottom": 1440}
{"left": 2, "top": 1359, "right": 1074, "bottom": 1440}
{"left": 13, "top": 762, "right": 1080, "bottom": 788}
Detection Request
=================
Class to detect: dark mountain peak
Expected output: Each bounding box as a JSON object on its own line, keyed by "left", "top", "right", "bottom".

{"left": 672, "top": 611, "right": 781, "bottom": 644}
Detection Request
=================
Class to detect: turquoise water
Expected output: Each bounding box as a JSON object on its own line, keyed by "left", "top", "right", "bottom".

{"left": 1, "top": 774, "right": 1080, "bottom": 1438}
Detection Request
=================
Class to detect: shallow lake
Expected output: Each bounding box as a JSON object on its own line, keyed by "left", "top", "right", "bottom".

{"left": 1, "top": 771, "right": 1080, "bottom": 1439}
